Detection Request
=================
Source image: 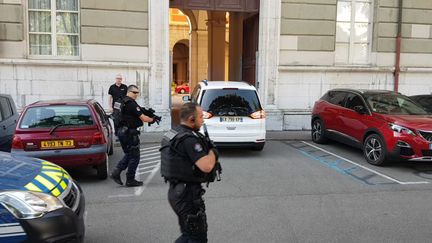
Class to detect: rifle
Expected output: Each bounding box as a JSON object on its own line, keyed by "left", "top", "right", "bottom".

{"left": 202, "top": 123, "right": 222, "bottom": 186}
{"left": 140, "top": 107, "right": 162, "bottom": 126}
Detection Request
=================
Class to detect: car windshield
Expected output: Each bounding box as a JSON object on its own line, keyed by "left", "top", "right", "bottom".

{"left": 364, "top": 93, "right": 429, "bottom": 115}
{"left": 200, "top": 89, "right": 262, "bottom": 116}
{"left": 20, "top": 105, "right": 94, "bottom": 128}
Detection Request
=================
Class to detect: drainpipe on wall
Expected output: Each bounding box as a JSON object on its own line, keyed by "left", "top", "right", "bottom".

{"left": 394, "top": 0, "right": 403, "bottom": 92}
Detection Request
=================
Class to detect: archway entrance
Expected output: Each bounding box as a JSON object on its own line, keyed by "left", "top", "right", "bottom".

{"left": 169, "top": 1, "right": 260, "bottom": 126}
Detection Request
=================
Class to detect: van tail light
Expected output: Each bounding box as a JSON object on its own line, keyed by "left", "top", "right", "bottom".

{"left": 12, "top": 135, "right": 24, "bottom": 149}
{"left": 250, "top": 110, "right": 266, "bottom": 119}
{"left": 92, "top": 132, "right": 105, "bottom": 145}
{"left": 203, "top": 111, "right": 213, "bottom": 119}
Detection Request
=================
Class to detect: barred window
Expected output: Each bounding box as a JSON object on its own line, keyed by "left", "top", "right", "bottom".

{"left": 28, "top": 0, "right": 79, "bottom": 56}
{"left": 335, "top": 0, "right": 372, "bottom": 64}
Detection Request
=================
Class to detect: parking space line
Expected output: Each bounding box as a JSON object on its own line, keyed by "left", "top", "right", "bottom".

{"left": 302, "top": 141, "right": 429, "bottom": 185}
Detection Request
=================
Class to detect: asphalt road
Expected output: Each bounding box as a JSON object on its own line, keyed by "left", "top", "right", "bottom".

{"left": 69, "top": 140, "right": 432, "bottom": 243}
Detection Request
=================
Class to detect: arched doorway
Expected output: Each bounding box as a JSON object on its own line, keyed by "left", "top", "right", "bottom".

{"left": 172, "top": 41, "right": 189, "bottom": 88}
{"left": 170, "top": 0, "right": 260, "bottom": 86}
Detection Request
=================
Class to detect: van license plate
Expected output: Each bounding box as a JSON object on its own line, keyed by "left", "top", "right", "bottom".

{"left": 41, "top": 140, "right": 74, "bottom": 149}
{"left": 220, "top": 117, "right": 243, "bottom": 122}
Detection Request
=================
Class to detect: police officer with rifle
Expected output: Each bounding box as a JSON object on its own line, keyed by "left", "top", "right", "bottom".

{"left": 160, "top": 102, "right": 222, "bottom": 243}
{"left": 110, "top": 85, "right": 160, "bottom": 187}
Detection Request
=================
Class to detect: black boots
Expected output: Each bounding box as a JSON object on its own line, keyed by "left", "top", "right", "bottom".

{"left": 126, "top": 178, "right": 143, "bottom": 187}
{"left": 110, "top": 168, "right": 123, "bottom": 185}
{"left": 111, "top": 169, "right": 142, "bottom": 187}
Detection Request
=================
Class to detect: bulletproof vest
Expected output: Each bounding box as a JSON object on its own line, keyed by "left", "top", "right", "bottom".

{"left": 160, "top": 126, "right": 207, "bottom": 183}
{"left": 115, "top": 97, "right": 143, "bottom": 129}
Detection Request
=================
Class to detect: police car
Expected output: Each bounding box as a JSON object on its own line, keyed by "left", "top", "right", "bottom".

{"left": 0, "top": 152, "right": 85, "bottom": 242}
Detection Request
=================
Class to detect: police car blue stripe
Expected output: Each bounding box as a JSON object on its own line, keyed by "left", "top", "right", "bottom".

{"left": 38, "top": 173, "right": 60, "bottom": 190}
{"left": 28, "top": 178, "right": 50, "bottom": 193}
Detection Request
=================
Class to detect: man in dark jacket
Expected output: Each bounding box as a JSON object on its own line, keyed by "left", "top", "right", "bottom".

{"left": 160, "top": 102, "right": 218, "bottom": 243}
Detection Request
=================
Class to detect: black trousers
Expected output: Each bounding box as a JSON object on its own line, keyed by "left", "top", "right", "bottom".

{"left": 168, "top": 182, "right": 207, "bottom": 243}
{"left": 116, "top": 127, "right": 140, "bottom": 180}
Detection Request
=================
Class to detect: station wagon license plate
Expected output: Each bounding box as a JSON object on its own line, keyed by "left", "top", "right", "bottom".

{"left": 41, "top": 140, "right": 74, "bottom": 149}
{"left": 220, "top": 117, "right": 243, "bottom": 122}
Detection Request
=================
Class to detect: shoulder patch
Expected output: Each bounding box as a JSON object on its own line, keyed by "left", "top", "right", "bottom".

{"left": 136, "top": 106, "right": 141, "bottom": 112}
{"left": 194, "top": 143, "right": 203, "bottom": 152}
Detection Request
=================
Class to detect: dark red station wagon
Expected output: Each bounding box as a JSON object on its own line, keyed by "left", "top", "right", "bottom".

{"left": 11, "top": 99, "right": 113, "bottom": 179}
{"left": 311, "top": 89, "right": 432, "bottom": 165}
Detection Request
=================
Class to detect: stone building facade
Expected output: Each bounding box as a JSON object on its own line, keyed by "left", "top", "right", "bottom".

{"left": 0, "top": 0, "right": 431, "bottom": 131}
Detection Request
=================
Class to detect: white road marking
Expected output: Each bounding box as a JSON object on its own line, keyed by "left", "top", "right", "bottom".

{"left": 138, "top": 164, "right": 159, "bottom": 171}
{"left": 302, "top": 141, "right": 429, "bottom": 185}
{"left": 138, "top": 160, "right": 160, "bottom": 166}
{"left": 135, "top": 164, "right": 160, "bottom": 196}
{"left": 140, "top": 152, "right": 160, "bottom": 157}
{"left": 108, "top": 146, "right": 161, "bottom": 198}
{"left": 136, "top": 170, "right": 155, "bottom": 175}
{"left": 140, "top": 156, "right": 160, "bottom": 162}
{"left": 140, "top": 145, "right": 160, "bottom": 151}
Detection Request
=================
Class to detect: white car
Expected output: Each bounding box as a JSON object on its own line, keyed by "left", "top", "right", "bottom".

{"left": 185, "top": 80, "right": 266, "bottom": 151}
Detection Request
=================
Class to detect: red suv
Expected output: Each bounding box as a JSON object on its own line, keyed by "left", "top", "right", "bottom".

{"left": 11, "top": 99, "right": 113, "bottom": 179}
{"left": 311, "top": 89, "right": 432, "bottom": 165}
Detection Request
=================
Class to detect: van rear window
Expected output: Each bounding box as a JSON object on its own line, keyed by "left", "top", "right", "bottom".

{"left": 20, "top": 105, "right": 94, "bottom": 128}
{"left": 200, "top": 89, "right": 262, "bottom": 116}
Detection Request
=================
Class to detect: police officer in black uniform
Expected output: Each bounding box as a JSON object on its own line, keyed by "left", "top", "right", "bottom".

{"left": 160, "top": 102, "right": 218, "bottom": 243}
{"left": 110, "top": 85, "right": 154, "bottom": 187}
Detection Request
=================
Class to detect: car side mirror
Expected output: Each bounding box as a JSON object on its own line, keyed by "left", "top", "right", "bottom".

{"left": 353, "top": 105, "right": 367, "bottom": 114}
{"left": 182, "top": 95, "right": 191, "bottom": 102}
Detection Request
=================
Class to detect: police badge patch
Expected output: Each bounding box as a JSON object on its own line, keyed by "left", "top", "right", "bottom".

{"left": 136, "top": 107, "right": 141, "bottom": 112}
{"left": 194, "top": 143, "right": 203, "bottom": 152}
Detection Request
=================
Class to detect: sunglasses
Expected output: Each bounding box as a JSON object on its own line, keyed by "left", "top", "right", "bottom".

{"left": 131, "top": 91, "right": 139, "bottom": 94}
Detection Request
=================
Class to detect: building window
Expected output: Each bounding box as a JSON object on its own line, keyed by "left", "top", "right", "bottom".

{"left": 28, "top": 0, "right": 79, "bottom": 56}
{"left": 335, "top": 0, "right": 372, "bottom": 64}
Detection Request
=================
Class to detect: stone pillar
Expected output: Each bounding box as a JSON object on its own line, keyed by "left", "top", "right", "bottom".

{"left": 197, "top": 30, "right": 209, "bottom": 82}
{"left": 148, "top": 0, "right": 171, "bottom": 131}
{"left": 258, "top": 0, "right": 281, "bottom": 108}
{"left": 258, "top": 0, "right": 282, "bottom": 130}
{"left": 190, "top": 30, "right": 198, "bottom": 88}
{"left": 229, "top": 12, "right": 243, "bottom": 81}
{"left": 207, "top": 11, "right": 226, "bottom": 81}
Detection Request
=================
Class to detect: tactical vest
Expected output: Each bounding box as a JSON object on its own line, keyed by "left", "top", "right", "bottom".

{"left": 160, "top": 126, "right": 207, "bottom": 183}
{"left": 115, "top": 97, "right": 143, "bottom": 129}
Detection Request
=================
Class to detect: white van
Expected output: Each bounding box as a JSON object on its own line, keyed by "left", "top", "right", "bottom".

{"left": 185, "top": 81, "right": 266, "bottom": 151}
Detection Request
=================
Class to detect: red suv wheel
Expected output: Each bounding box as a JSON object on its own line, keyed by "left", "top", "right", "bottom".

{"left": 311, "top": 119, "right": 328, "bottom": 144}
{"left": 363, "top": 134, "right": 388, "bottom": 166}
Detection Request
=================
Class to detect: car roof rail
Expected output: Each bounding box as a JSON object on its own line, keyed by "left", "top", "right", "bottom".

{"left": 202, "top": 79, "right": 208, "bottom": 86}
